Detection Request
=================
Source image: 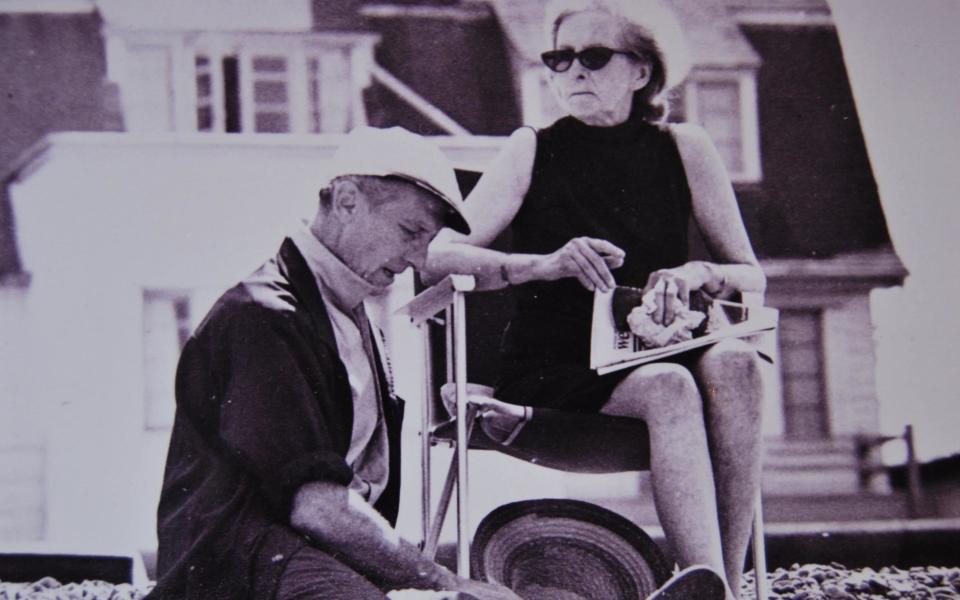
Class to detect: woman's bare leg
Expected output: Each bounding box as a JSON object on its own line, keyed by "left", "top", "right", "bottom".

{"left": 693, "top": 339, "right": 764, "bottom": 597}
{"left": 601, "top": 362, "right": 726, "bottom": 581}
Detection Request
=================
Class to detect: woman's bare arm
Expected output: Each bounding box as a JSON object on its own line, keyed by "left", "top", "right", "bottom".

{"left": 640, "top": 124, "right": 765, "bottom": 324}
{"left": 672, "top": 123, "right": 766, "bottom": 296}
{"left": 426, "top": 128, "right": 624, "bottom": 291}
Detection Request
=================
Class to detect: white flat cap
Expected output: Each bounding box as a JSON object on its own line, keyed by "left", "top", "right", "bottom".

{"left": 324, "top": 126, "right": 471, "bottom": 234}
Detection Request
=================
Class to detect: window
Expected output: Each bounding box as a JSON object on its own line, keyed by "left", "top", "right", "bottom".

{"left": 682, "top": 71, "right": 762, "bottom": 183}
{"left": 694, "top": 80, "right": 743, "bottom": 173}
{"left": 778, "top": 309, "right": 829, "bottom": 440}
{"left": 107, "top": 30, "right": 378, "bottom": 134}
{"left": 142, "top": 288, "right": 222, "bottom": 430}
{"left": 193, "top": 52, "right": 291, "bottom": 133}
{"left": 195, "top": 56, "right": 214, "bottom": 131}
{"left": 308, "top": 56, "right": 322, "bottom": 133}
{"left": 143, "top": 290, "right": 192, "bottom": 430}
{"left": 251, "top": 55, "right": 291, "bottom": 133}
{"left": 223, "top": 56, "right": 242, "bottom": 132}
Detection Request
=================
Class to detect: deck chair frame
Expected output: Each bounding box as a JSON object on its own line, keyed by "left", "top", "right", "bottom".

{"left": 397, "top": 275, "right": 770, "bottom": 600}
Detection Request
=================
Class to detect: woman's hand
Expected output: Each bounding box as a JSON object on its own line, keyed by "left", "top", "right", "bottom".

{"left": 641, "top": 263, "right": 711, "bottom": 326}
{"left": 440, "top": 383, "right": 528, "bottom": 445}
{"left": 538, "top": 237, "right": 625, "bottom": 292}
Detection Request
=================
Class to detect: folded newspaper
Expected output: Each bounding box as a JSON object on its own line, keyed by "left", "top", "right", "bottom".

{"left": 590, "top": 286, "right": 778, "bottom": 375}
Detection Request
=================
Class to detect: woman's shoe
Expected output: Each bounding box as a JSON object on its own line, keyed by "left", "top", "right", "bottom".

{"left": 647, "top": 565, "right": 726, "bottom": 600}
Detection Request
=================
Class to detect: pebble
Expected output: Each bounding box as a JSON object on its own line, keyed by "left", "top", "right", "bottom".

{"left": 1, "top": 564, "right": 958, "bottom": 599}
{"left": 740, "top": 565, "right": 960, "bottom": 600}
{"left": 0, "top": 578, "right": 151, "bottom": 600}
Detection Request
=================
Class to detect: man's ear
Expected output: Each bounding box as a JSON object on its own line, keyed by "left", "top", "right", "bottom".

{"left": 331, "top": 179, "right": 365, "bottom": 221}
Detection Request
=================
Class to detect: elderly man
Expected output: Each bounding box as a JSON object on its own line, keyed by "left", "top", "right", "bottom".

{"left": 147, "top": 127, "right": 519, "bottom": 600}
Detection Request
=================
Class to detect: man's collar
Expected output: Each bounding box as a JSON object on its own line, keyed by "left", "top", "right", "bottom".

{"left": 289, "top": 225, "right": 381, "bottom": 312}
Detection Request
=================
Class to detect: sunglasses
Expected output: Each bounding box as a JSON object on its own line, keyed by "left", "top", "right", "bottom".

{"left": 540, "top": 46, "right": 637, "bottom": 73}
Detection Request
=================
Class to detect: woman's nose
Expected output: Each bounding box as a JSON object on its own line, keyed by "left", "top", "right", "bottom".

{"left": 570, "top": 62, "right": 589, "bottom": 80}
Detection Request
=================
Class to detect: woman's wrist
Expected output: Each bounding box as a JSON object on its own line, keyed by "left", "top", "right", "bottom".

{"left": 501, "top": 255, "right": 540, "bottom": 286}
{"left": 697, "top": 261, "right": 727, "bottom": 295}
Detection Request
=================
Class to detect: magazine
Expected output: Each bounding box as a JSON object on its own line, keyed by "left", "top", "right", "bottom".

{"left": 590, "top": 286, "right": 779, "bottom": 375}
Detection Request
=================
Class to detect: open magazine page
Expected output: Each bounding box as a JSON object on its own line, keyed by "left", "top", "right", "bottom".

{"left": 590, "top": 287, "right": 779, "bottom": 375}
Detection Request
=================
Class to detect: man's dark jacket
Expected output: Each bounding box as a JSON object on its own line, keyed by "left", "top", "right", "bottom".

{"left": 147, "top": 239, "right": 404, "bottom": 599}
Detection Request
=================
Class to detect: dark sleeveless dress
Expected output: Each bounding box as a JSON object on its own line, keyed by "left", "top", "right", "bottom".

{"left": 495, "top": 114, "right": 693, "bottom": 412}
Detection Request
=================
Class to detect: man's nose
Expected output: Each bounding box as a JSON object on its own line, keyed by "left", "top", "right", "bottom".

{"left": 405, "top": 240, "right": 430, "bottom": 269}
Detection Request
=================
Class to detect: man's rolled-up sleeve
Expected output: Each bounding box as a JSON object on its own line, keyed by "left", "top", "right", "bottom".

{"left": 214, "top": 308, "right": 353, "bottom": 512}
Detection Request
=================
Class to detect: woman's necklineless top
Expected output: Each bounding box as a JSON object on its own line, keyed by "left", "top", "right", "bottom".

{"left": 504, "top": 113, "right": 693, "bottom": 366}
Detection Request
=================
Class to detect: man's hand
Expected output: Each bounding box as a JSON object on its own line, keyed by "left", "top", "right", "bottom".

{"left": 291, "top": 482, "right": 473, "bottom": 593}
{"left": 538, "top": 237, "right": 624, "bottom": 292}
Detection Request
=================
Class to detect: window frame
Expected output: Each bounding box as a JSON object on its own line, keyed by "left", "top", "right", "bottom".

{"left": 777, "top": 307, "right": 831, "bottom": 441}
{"left": 105, "top": 28, "right": 379, "bottom": 134}
{"left": 682, "top": 68, "right": 762, "bottom": 184}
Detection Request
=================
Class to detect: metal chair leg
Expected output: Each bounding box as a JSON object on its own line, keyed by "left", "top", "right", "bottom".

{"left": 452, "top": 290, "right": 471, "bottom": 577}
{"left": 420, "top": 326, "right": 435, "bottom": 551}
{"left": 751, "top": 490, "right": 769, "bottom": 600}
{"left": 423, "top": 406, "right": 478, "bottom": 561}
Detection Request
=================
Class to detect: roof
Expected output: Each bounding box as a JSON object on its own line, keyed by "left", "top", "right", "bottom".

{"left": 0, "top": 9, "right": 116, "bottom": 280}
{"left": 489, "top": 0, "right": 760, "bottom": 69}
{"left": 358, "top": 1, "right": 521, "bottom": 135}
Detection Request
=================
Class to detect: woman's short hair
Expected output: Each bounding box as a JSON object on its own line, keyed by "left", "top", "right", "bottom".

{"left": 544, "top": 0, "right": 691, "bottom": 122}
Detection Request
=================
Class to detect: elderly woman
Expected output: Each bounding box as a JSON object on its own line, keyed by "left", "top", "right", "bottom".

{"left": 427, "top": 0, "right": 765, "bottom": 598}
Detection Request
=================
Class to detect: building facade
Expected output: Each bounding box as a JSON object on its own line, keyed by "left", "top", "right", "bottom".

{"left": 0, "top": 0, "right": 908, "bottom": 551}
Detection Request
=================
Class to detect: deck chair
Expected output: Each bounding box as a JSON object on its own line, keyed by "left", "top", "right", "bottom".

{"left": 397, "top": 275, "right": 771, "bottom": 600}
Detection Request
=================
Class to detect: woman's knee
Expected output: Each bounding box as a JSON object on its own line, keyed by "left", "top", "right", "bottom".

{"left": 607, "top": 362, "right": 703, "bottom": 423}
{"left": 697, "top": 339, "right": 761, "bottom": 385}
{"left": 696, "top": 339, "right": 763, "bottom": 418}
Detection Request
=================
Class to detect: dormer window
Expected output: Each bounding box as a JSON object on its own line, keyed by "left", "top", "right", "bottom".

{"left": 194, "top": 52, "right": 293, "bottom": 133}
{"left": 105, "top": 29, "right": 378, "bottom": 134}
{"left": 682, "top": 69, "right": 762, "bottom": 183}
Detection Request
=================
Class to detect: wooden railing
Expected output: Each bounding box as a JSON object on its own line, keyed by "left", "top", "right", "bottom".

{"left": 855, "top": 425, "right": 924, "bottom": 517}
